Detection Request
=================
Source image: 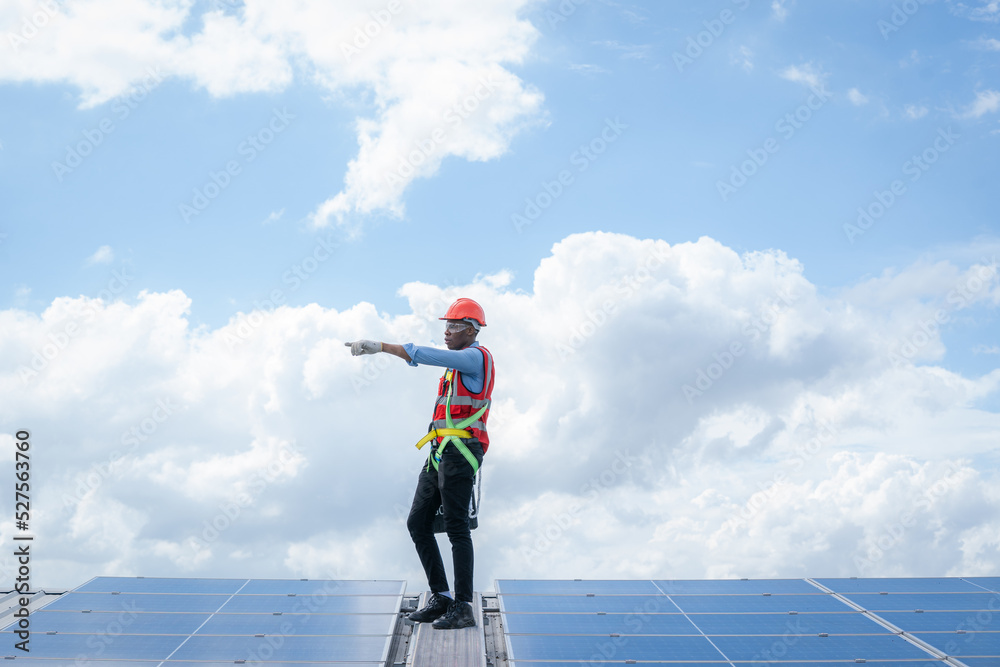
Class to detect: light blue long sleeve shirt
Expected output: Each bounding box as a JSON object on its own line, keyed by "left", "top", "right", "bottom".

{"left": 402, "top": 341, "right": 485, "bottom": 394}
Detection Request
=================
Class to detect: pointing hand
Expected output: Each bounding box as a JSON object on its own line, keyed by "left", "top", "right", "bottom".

{"left": 345, "top": 340, "right": 382, "bottom": 356}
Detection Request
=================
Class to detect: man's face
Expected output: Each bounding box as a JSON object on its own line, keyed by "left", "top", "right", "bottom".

{"left": 444, "top": 320, "right": 476, "bottom": 349}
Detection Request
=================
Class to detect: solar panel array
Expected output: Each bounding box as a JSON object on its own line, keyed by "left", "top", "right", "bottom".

{"left": 4, "top": 575, "right": 998, "bottom": 665}
{"left": 496, "top": 577, "right": 1000, "bottom": 666}
{"left": 1, "top": 576, "right": 404, "bottom": 665}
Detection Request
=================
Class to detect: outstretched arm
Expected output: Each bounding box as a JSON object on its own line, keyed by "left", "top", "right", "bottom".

{"left": 344, "top": 340, "right": 412, "bottom": 363}
{"left": 381, "top": 343, "right": 412, "bottom": 363}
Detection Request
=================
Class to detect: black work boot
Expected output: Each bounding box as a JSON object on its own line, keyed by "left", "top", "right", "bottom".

{"left": 432, "top": 600, "right": 476, "bottom": 629}
{"left": 408, "top": 593, "right": 451, "bottom": 623}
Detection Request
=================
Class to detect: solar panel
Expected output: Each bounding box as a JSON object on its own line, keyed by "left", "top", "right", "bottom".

{"left": 838, "top": 592, "right": 1000, "bottom": 611}
{"left": 502, "top": 612, "right": 699, "bottom": 635}
{"left": 11, "top": 610, "right": 210, "bottom": 634}
{"left": 5, "top": 575, "right": 997, "bottom": 664}
{"left": 913, "top": 631, "right": 1000, "bottom": 658}
{"left": 965, "top": 577, "right": 1000, "bottom": 592}
{"left": 500, "top": 593, "right": 678, "bottom": 613}
{"left": 239, "top": 579, "right": 406, "bottom": 595}
{"left": 506, "top": 634, "right": 727, "bottom": 661}
{"left": 195, "top": 612, "right": 398, "bottom": 635}
{"left": 816, "top": 577, "right": 987, "bottom": 593}
{"left": 684, "top": 611, "right": 890, "bottom": 635}
{"left": 0, "top": 634, "right": 183, "bottom": 659}
{"left": 76, "top": 576, "right": 248, "bottom": 594}
{"left": 168, "top": 635, "right": 393, "bottom": 661}
{"left": 709, "top": 634, "right": 932, "bottom": 661}
{"left": 878, "top": 610, "right": 1000, "bottom": 632}
{"left": 216, "top": 593, "right": 400, "bottom": 614}
{"left": 655, "top": 578, "right": 819, "bottom": 594}
{"left": 496, "top": 578, "right": 998, "bottom": 666}
{"left": 0, "top": 577, "right": 404, "bottom": 664}
{"left": 40, "top": 591, "right": 230, "bottom": 612}
{"left": 497, "top": 579, "right": 662, "bottom": 595}
{"left": 670, "top": 593, "right": 847, "bottom": 613}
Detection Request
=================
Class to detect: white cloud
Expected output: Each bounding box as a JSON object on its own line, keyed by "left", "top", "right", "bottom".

{"left": 771, "top": 0, "right": 794, "bottom": 21}
{"left": 2, "top": 233, "right": 999, "bottom": 589}
{"left": 905, "top": 104, "right": 929, "bottom": 119}
{"left": 0, "top": 1, "right": 545, "bottom": 226}
{"left": 261, "top": 209, "right": 285, "bottom": 225}
{"left": 593, "top": 40, "right": 654, "bottom": 61}
{"left": 847, "top": 88, "right": 868, "bottom": 106}
{"left": 961, "top": 89, "right": 1000, "bottom": 118}
{"left": 568, "top": 63, "right": 611, "bottom": 76}
{"left": 898, "top": 50, "right": 921, "bottom": 68}
{"left": 84, "top": 245, "right": 114, "bottom": 266}
{"left": 732, "top": 45, "right": 754, "bottom": 73}
{"left": 970, "top": 36, "right": 1000, "bottom": 50}
{"left": 948, "top": 0, "right": 1000, "bottom": 21}
{"left": 779, "top": 63, "right": 828, "bottom": 94}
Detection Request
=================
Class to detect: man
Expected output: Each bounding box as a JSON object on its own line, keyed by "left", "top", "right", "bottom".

{"left": 345, "top": 298, "right": 495, "bottom": 630}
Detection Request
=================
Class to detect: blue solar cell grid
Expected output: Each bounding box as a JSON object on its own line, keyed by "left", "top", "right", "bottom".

{"left": 655, "top": 578, "right": 820, "bottom": 594}
{"left": 962, "top": 659, "right": 1000, "bottom": 667}
{"left": 966, "top": 577, "right": 1000, "bottom": 592}
{"left": 497, "top": 577, "right": 1000, "bottom": 666}
{"left": 879, "top": 610, "right": 1000, "bottom": 632}
{"left": 7, "top": 575, "right": 999, "bottom": 664}
{"left": 1, "top": 577, "right": 404, "bottom": 664}
{"left": 915, "top": 631, "right": 1000, "bottom": 657}
{"left": 76, "top": 576, "right": 249, "bottom": 594}
{"left": 839, "top": 592, "right": 1000, "bottom": 611}
{"left": 816, "top": 577, "right": 990, "bottom": 593}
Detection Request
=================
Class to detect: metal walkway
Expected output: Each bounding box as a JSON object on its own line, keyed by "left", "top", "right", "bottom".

{"left": 385, "top": 592, "right": 507, "bottom": 667}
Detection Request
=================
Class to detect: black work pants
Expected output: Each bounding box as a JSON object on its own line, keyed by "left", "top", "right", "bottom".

{"left": 406, "top": 439, "right": 484, "bottom": 604}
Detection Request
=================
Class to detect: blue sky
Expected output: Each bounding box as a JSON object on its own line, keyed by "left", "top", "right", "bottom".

{"left": 2, "top": 1, "right": 996, "bottom": 327}
{"left": 1, "top": 0, "right": 998, "bottom": 589}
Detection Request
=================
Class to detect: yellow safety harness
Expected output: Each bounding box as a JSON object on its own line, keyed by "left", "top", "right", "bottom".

{"left": 414, "top": 369, "right": 488, "bottom": 474}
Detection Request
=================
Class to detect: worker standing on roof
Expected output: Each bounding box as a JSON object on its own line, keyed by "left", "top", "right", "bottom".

{"left": 344, "top": 298, "right": 495, "bottom": 630}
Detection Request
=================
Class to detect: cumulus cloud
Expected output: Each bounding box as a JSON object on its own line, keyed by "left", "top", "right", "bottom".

{"left": 905, "top": 104, "right": 929, "bottom": 119}
{"left": 847, "top": 88, "right": 868, "bottom": 106}
{"left": 2, "top": 233, "right": 999, "bottom": 590}
{"left": 961, "top": 89, "right": 1000, "bottom": 118}
{"left": 0, "top": 0, "right": 545, "bottom": 226}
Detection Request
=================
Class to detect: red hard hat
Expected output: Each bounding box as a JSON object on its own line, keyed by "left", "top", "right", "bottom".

{"left": 439, "top": 298, "right": 487, "bottom": 327}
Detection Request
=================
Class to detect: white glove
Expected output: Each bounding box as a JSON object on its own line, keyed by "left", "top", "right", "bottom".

{"left": 345, "top": 340, "right": 382, "bottom": 356}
